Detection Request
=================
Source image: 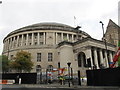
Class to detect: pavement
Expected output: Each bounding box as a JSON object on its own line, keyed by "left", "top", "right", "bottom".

{"left": 1, "top": 84, "right": 120, "bottom": 90}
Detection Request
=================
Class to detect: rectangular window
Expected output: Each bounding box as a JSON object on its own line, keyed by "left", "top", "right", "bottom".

{"left": 40, "top": 42, "right": 43, "bottom": 45}
{"left": 40, "top": 33, "right": 43, "bottom": 38}
{"left": 48, "top": 53, "right": 52, "bottom": 61}
{"left": 35, "top": 42, "right": 37, "bottom": 45}
{"left": 37, "top": 53, "right": 41, "bottom": 62}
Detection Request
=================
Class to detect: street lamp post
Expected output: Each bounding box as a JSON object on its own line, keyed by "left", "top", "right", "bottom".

{"left": 46, "top": 69, "right": 48, "bottom": 84}
{"left": 40, "top": 71, "right": 42, "bottom": 83}
{"left": 99, "top": 21, "right": 108, "bottom": 67}
{"left": 99, "top": 21, "right": 108, "bottom": 50}
{"left": 99, "top": 21, "right": 105, "bottom": 38}
{"left": 67, "top": 62, "right": 71, "bottom": 87}
{"left": 71, "top": 67, "right": 73, "bottom": 85}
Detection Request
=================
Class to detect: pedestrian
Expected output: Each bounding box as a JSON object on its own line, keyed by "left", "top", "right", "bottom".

{"left": 19, "top": 78, "right": 21, "bottom": 84}
{"left": 16, "top": 75, "right": 19, "bottom": 84}
{"left": 59, "top": 77, "right": 62, "bottom": 85}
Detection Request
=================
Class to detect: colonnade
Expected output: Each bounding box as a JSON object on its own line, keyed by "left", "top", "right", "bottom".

{"left": 89, "top": 47, "right": 114, "bottom": 69}
{"left": 4, "top": 32, "right": 45, "bottom": 51}
{"left": 77, "top": 46, "right": 114, "bottom": 69}
{"left": 3, "top": 32, "right": 83, "bottom": 51}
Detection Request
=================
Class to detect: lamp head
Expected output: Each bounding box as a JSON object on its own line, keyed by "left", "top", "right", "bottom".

{"left": 99, "top": 21, "right": 104, "bottom": 25}
{"left": 67, "top": 62, "right": 71, "bottom": 67}
{"left": 99, "top": 21, "right": 102, "bottom": 23}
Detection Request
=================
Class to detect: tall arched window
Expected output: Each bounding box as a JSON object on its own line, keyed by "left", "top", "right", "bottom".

{"left": 47, "top": 65, "right": 53, "bottom": 71}
{"left": 36, "top": 65, "right": 41, "bottom": 73}
{"left": 78, "top": 52, "right": 86, "bottom": 67}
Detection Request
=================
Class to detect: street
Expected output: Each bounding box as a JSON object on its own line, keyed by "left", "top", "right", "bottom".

{"left": 1, "top": 84, "right": 120, "bottom": 90}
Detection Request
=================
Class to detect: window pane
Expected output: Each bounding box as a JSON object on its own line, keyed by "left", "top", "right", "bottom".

{"left": 37, "top": 53, "right": 41, "bottom": 62}
{"left": 36, "top": 65, "right": 41, "bottom": 72}
{"left": 47, "top": 65, "right": 53, "bottom": 71}
{"left": 48, "top": 53, "right": 52, "bottom": 61}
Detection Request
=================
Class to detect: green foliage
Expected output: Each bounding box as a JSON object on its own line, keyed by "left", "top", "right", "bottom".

{"left": 118, "top": 40, "right": 120, "bottom": 47}
{"left": 11, "top": 51, "right": 33, "bottom": 73}
{"left": 118, "top": 56, "right": 120, "bottom": 67}
{"left": 0, "top": 55, "right": 10, "bottom": 73}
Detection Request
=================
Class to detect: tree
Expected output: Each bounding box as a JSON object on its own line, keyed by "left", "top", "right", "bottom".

{"left": 118, "top": 56, "right": 120, "bottom": 67}
{"left": 0, "top": 55, "right": 10, "bottom": 73}
{"left": 11, "top": 51, "right": 34, "bottom": 73}
{"left": 118, "top": 41, "right": 120, "bottom": 67}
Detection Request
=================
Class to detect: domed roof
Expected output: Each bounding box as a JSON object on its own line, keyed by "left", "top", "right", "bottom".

{"left": 5, "top": 22, "right": 91, "bottom": 38}
{"left": 22, "top": 22, "right": 74, "bottom": 30}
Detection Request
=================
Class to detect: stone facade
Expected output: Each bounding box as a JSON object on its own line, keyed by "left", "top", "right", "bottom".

{"left": 104, "top": 19, "right": 120, "bottom": 51}
{"left": 2, "top": 22, "right": 116, "bottom": 78}
{"left": 57, "top": 37, "right": 115, "bottom": 76}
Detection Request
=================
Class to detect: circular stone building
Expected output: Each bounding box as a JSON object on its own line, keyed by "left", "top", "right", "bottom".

{"left": 2, "top": 22, "right": 116, "bottom": 78}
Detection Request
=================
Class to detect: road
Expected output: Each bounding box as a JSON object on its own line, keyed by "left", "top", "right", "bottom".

{"left": 1, "top": 84, "right": 120, "bottom": 90}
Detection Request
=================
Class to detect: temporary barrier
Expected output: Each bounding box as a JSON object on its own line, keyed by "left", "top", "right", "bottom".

{"left": 0, "top": 80, "right": 15, "bottom": 84}
{"left": 86, "top": 67, "right": 120, "bottom": 86}
{"left": 2, "top": 73, "right": 37, "bottom": 84}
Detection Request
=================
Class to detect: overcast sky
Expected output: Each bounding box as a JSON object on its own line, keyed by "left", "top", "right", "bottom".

{"left": 0, "top": 0, "right": 120, "bottom": 54}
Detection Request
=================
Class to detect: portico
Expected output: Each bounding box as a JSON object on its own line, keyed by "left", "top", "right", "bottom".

{"left": 73, "top": 37, "right": 115, "bottom": 70}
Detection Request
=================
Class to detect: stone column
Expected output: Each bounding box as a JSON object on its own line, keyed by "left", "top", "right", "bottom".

{"left": 3, "top": 40, "right": 6, "bottom": 51}
{"left": 10, "top": 37, "right": 12, "bottom": 49}
{"left": 13, "top": 37, "right": 16, "bottom": 48}
{"left": 32, "top": 33, "right": 34, "bottom": 45}
{"left": 56, "top": 32, "right": 58, "bottom": 44}
{"left": 67, "top": 34, "right": 69, "bottom": 41}
{"left": 105, "top": 51, "right": 109, "bottom": 68}
{"left": 61, "top": 33, "right": 63, "bottom": 41}
{"left": 72, "top": 34, "right": 74, "bottom": 42}
{"left": 43, "top": 32, "right": 46, "bottom": 44}
{"left": 86, "top": 47, "right": 93, "bottom": 68}
{"left": 16, "top": 35, "right": 19, "bottom": 47}
{"left": 7, "top": 40, "right": 9, "bottom": 50}
{"left": 4, "top": 40, "right": 6, "bottom": 51}
{"left": 6, "top": 40, "right": 8, "bottom": 50}
{"left": 99, "top": 49, "right": 104, "bottom": 65}
{"left": 21, "top": 34, "right": 24, "bottom": 46}
{"left": 93, "top": 48, "right": 99, "bottom": 69}
{"left": 5, "top": 39, "right": 7, "bottom": 50}
{"left": 26, "top": 34, "right": 28, "bottom": 46}
{"left": 37, "top": 33, "right": 40, "bottom": 45}
{"left": 53, "top": 32, "right": 55, "bottom": 45}
{"left": 11, "top": 37, "right": 13, "bottom": 48}
{"left": 8, "top": 39, "right": 10, "bottom": 50}
{"left": 12, "top": 37, "right": 14, "bottom": 48}
{"left": 6, "top": 39, "right": 9, "bottom": 51}
{"left": 9, "top": 38, "right": 12, "bottom": 49}
{"left": 109, "top": 52, "right": 113, "bottom": 63}
{"left": 9, "top": 38, "right": 11, "bottom": 48}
